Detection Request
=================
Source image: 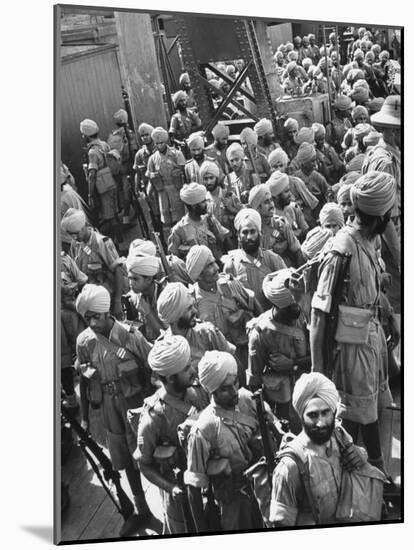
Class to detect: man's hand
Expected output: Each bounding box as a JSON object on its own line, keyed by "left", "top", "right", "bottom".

{"left": 388, "top": 318, "right": 400, "bottom": 350}
{"left": 81, "top": 419, "right": 89, "bottom": 432}
{"left": 171, "top": 485, "right": 185, "bottom": 500}
{"left": 88, "top": 195, "right": 95, "bottom": 209}
{"left": 112, "top": 300, "right": 124, "bottom": 321}
{"left": 341, "top": 444, "right": 366, "bottom": 472}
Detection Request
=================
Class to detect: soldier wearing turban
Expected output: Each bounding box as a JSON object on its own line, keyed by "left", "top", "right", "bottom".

{"left": 169, "top": 88, "right": 202, "bottom": 149}
{"left": 185, "top": 351, "right": 268, "bottom": 532}
{"left": 254, "top": 118, "right": 279, "bottom": 158}
{"left": 326, "top": 95, "right": 353, "bottom": 155}
{"left": 184, "top": 132, "right": 223, "bottom": 185}
{"left": 282, "top": 118, "right": 299, "bottom": 161}
{"left": 134, "top": 123, "right": 159, "bottom": 225}
{"left": 135, "top": 333, "right": 204, "bottom": 534}
{"left": 312, "top": 122, "right": 345, "bottom": 185}
{"left": 240, "top": 127, "right": 271, "bottom": 183}
{"left": 205, "top": 122, "right": 231, "bottom": 177}
{"left": 310, "top": 170, "right": 397, "bottom": 476}
{"left": 75, "top": 283, "right": 152, "bottom": 521}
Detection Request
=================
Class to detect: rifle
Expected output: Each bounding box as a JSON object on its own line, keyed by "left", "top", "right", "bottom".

{"left": 323, "top": 252, "right": 351, "bottom": 379}
{"left": 245, "top": 141, "right": 261, "bottom": 186}
{"left": 251, "top": 390, "right": 277, "bottom": 476}
{"left": 61, "top": 405, "right": 144, "bottom": 537}
{"left": 173, "top": 468, "right": 196, "bottom": 533}
{"left": 154, "top": 232, "right": 172, "bottom": 281}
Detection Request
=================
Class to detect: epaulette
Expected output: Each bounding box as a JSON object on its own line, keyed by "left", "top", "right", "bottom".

{"left": 143, "top": 391, "right": 162, "bottom": 410}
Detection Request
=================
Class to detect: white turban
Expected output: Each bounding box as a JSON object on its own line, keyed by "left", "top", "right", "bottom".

{"left": 295, "top": 127, "right": 315, "bottom": 145}
{"left": 212, "top": 123, "right": 230, "bottom": 139}
{"left": 354, "top": 123, "right": 371, "bottom": 139}
{"left": 187, "top": 132, "right": 204, "bottom": 149}
{"left": 249, "top": 184, "right": 271, "bottom": 210}
{"left": 199, "top": 351, "right": 238, "bottom": 394}
{"left": 138, "top": 123, "right": 154, "bottom": 135}
{"left": 80, "top": 119, "right": 99, "bottom": 136}
{"left": 234, "top": 208, "right": 262, "bottom": 232}
{"left": 113, "top": 109, "right": 128, "bottom": 124}
{"left": 292, "top": 372, "right": 339, "bottom": 419}
{"left": 301, "top": 227, "right": 332, "bottom": 260}
{"left": 61, "top": 208, "right": 87, "bottom": 233}
{"left": 128, "top": 239, "right": 157, "bottom": 257}
{"left": 151, "top": 127, "right": 169, "bottom": 142}
{"left": 284, "top": 118, "right": 299, "bottom": 132}
{"left": 268, "top": 148, "right": 289, "bottom": 169}
{"left": 200, "top": 161, "right": 220, "bottom": 180}
{"left": 296, "top": 143, "right": 316, "bottom": 164}
{"left": 185, "top": 245, "right": 215, "bottom": 282}
{"left": 319, "top": 202, "right": 344, "bottom": 227}
{"left": 75, "top": 284, "right": 111, "bottom": 318}
{"left": 267, "top": 171, "right": 290, "bottom": 198}
{"left": 126, "top": 254, "right": 160, "bottom": 277}
{"left": 179, "top": 72, "right": 190, "bottom": 85}
{"left": 363, "top": 131, "right": 382, "bottom": 147}
{"left": 254, "top": 118, "right": 273, "bottom": 137}
{"left": 180, "top": 183, "right": 207, "bottom": 205}
{"left": 350, "top": 172, "right": 397, "bottom": 216}
{"left": 173, "top": 90, "right": 187, "bottom": 107}
{"left": 336, "top": 184, "right": 352, "bottom": 203}
{"left": 226, "top": 143, "right": 245, "bottom": 161}
{"left": 148, "top": 335, "right": 191, "bottom": 376}
{"left": 157, "top": 282, "right": 192, "bottom": 325}
{"left": 240, "top": 127, "right": 258, "bottom": 147}
{"left": 262, "top": 269, "right": 295, "bottom": 308}
{"left": 312, "top": 123, "right": 326, "bottom": 140}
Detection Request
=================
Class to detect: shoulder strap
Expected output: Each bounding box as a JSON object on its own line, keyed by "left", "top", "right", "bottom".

{"left": 273, "top": 322, "right": 305, "bottom": 340}
{"left": 162, "top": 392, "right": 197, "bottom": 417}
{"left": 278, "top": 441, "right": 320, "bottom": 524}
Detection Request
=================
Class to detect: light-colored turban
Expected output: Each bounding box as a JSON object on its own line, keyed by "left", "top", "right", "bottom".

{"left": 296, "top": 143, "right": 316, "bottom": 164}
{"left": 351, "top": 86, "right": 369, "bottom": 103}
{"left": 336, "top": 184, "right": 352, "bottom": 203}
{"left": 249, "top": 184, "right": 271, "bottom": 210}
{"left": 346, "top": 153, "right": 365, "bottom": 173}
{"left": 334, "top": 95, "right": 352, "bottom": 111}
{"left": 128, "top": 238, "right": 157, "bottom": 257}
{"left": 180, "top": 182, "right": 207, "bottom": 205}
{"left": 226, "top": 143, "right": 245, "bottom": 161}
{"left": 319, "top": 202, "right": 344, "bottom": 227}
{"left": 126, "top": 254, "right": 160, "bottom": 277}
{"left": 138, "top": 123, "right": 154, "bottom": 135}
{"left": 292, "top": 372, "right": 339, "bottom": 419}
{"left": 151, "top": 127, "right": 169, "bottom": 142}
{"left": 234, "top": 208, "right": 262, "bottom": 232}
{"left": 302, "top": 57, "right": 312, "bottom": 69}
{"left": 198, "top": 351, "right": 238, "bottom": 394}
{"left": 185, "top": 245, "right": 215, "bottom": 282}
{"left": 268, "top": 148, "right": 289, "bottom": 169}
{"left": 284, "top": 118, "right": 299, "bottom": 132}
{"left": 209, "top": 78, "right": 221, "bottom": 89}
{"left": 301, "top": 227, "right": 332, "bottom": 260}
{"left": 113, "top": 109, "right": 128, "bottom": 124}
{"left": 173, "top": 90, "right": 187, "bottom": 107}
{"left": 352, "top": 105, "right": 369, "bottom": 121}
{"left": 254, "top": 118, "right": 273, "bottom": 137}
{"left": 363, "top": 130, "right": 382, "bottom": 147}
{"left": 295, "top": 127, "right": 314, "bottom": 145}
{"left": 286, "top": 61, "right": 297, "bottom": 75}
{"left": 353, "top": 48, "right": 364, "bottom": 60}
{"left": 274, "top": 51, "right": 284, "bottom": 61}
{"left": 212, "top": 123, "right": 230, "bottom": 139}
{"left": 240, "top": 127, "right": 258, "bottom": 147}
{"left": 353, "top": 79, "right": 370, "bottom": 91}
{"left": 312, "top": 123, "right": 326, "bottom": 140}
{"left": 288, "top": 51, "right": 298, "bottom": 62}
{"left": 75, "top": 284, "right": 111, "bottom": 318}
{"left": 148, "top": 335, "right": 191, "bottom": 376}
{"left": 226, "top": 64, "right": 236, "bottom": 74}
{"left": 262, "top": 269, "right": 295, "bottom": 308}
{"left": 80, "top": 119, "right": 99, "bottom": 136}
{"left": 187, "top": 132, "right": 204, "bottom": 149}
{"left": 286, "top": 42, "right": 294, "bottom": 52}
{"left": 267, "top": 171, "right": 290, "bottom": 198}
{"left": 200, "top": 161, "right": 220, "bottom": 180}
{"left": 351, "top": 171, "right": 396, "bottom": 216}
{"left": 61, "top": 208, "right": 86, "bottom": 233}
{"left": 157, "top": 282, "right": 192, "bottom": 325}
{"left": 379, "top": 50, "right": 390, "bottom": 61}
{"left": 339, "top": 171, "right": 361, "bottom": 186}
{"left": 179, "top": 72, "right": 190, "bottom": 85}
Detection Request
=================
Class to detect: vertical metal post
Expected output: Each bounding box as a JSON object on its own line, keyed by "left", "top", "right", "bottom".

{"left": 322, "top": 24, "right": 333, "bottom": 121}
{"left": 153, "top": 16, "right": 174, "bottom": 120}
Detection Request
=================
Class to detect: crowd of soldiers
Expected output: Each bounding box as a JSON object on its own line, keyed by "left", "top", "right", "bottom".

{"left": 59, "top": 24, "right": 401, "bottom": 535}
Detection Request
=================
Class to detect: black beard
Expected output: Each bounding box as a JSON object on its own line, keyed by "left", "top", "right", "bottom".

{"left": 262, "top": 135, "right": 273, "bottom": 147}
{"left": 304, "top": 418, "right": 335, "bottom": 445}
{"left": 177, "top": 315, "right": 195, "bottom": 330}
{"left": 374, "top": 217, "right": 390, "bottom": 236}
{"left": 242, "top": 238, "right": 260, "bottom": 255}
{"left": 215, "top": 140, "right": 227, "bottom": 151}
{"left": 193, "top": 154, "right": 205, "bottom": 162}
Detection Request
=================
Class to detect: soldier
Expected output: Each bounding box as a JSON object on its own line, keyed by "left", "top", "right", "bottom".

{"left": 282, "top": 118, "right": 299, "bottom": 161}
{"left": 107, "top": 109, "right": 138, "bottom": 225}
{"left": 310, "top": 172, "right": 397, "bottom": 477}
{"left": 186, "top": 244, "right": 262, "bottom": 384}
{"left": 226, "top": 143, "right": 259, "bottom": 203}
{"left": 308, "top": 33, "right": 321, "bottom": 64}
{"left": 185, "top": 351, "right": 265, "bottom": 532}
{"left": 267, "top": 171, "right": 309, "bottom": 242}
{"left": 282, "top": 62, "right": 304, "bottom": 97}
{"left": 184, "top": 132, "right": 223, "bottom": 184}
{"left": 249, "top": 183, "right": 304, "bottom": 267}
{"left": 168, "top": 182, "right": 231, "bottom": 262}
{"left": 288, "top": 126, "right": 315, "bottom": 174}
{"left": 124, "top": 254, "right": 166, "bottom": 343}
{"left": 325, "top": 95, "right": 353, "bottom": 156}
{"left": 179, "top": 72, "right": 197, "bottom": 111}
{"left": 254, "top": 118, "right": 279, "bottom": 159}
{"left": 61, "top": 208, "right": 126, "bottom": 320}
{"left": 240, "top": 127, "right": 271, "bottom": 183}
{"left": 312, "top": 123, "right": 345, "bottom": 185}
{"left": 146, "top": 126, "right": 186, "bottom": 244}
{"left": 80, "top": 118, "right": 120, "bottom": 241}
{"left": 169, "top": 91, "right": 202, "bottom": 152}
{"left": 222, "top": 209, "right": 287, "bottom": 309}
{"left": 301, "top": 203, "right": 345, "bottom": 261}
{"left": 247, "top": 269, "right": 310, "bottom": 421}
{"left": 134, "top": 335, "right": 202, "bottom": 534}
{"left": 75, "top": 284, "right": 152, "bottom": 521}
{"left": 205, "top": 122, "right": 231, "bottom": 177}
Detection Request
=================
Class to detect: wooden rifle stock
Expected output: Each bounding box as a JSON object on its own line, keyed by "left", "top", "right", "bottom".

{"left": 154, "top": 232, "right": 172, "bottom": 280}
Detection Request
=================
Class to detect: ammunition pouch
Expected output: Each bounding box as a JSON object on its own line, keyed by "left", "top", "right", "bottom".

{"left": 171, "top": 172, "right": 183, "bottom": 191}
{"left": 153, "top": 444, "right": 179, "bottom": 476}
{"left": 150, "top": 172, "right": 164, "bottom": 192}
{"left": 88, "top": 377, "right": 103, "bottom": 409}
{"left": 95, "top": 166, "right": 117, "bottom": 195}
{"left": 117, "top": 360, "right": 144, "bottom": 408}
{"left": 335, "top": 305, "right": 372, "bottom": 345}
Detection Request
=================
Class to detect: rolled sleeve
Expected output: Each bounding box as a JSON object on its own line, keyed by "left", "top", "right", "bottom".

{"left": 269, "top": 458, "right": 300, "bottom": 526}
{"left": 311, "top": 255, "right": 340, "bottom": 314}
{"left": 184, "top": 428, "right": 211, "bottom": 489}
{"left": 135, "top": 410, "right": 160, "bottom": 465}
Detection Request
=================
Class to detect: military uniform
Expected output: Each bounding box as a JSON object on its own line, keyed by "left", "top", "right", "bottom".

{"left": 291, "top": 169, "right": 329, "bottom": 228}
{"left": 70, "top": 229, "right": 123, "bottom": 296}
{"left": 245, "top": 151, "right": 271, "bottom": 183}
{"left": 107, "top": 126, "right": 137, "bottom": 215}
{"left": 123, "top": 283, "right": 165, "bottom": 343}
{"left": 205, "top": 143, "right": 231, "bottom": 176}
{"left": 312, "top": 224, "right": 392, "bottom": 424}
{"left": 135, "top": 386, "right": 204, "bottom": 534}
{"left": 76, "top": 320, "right": 152, "bottom": 470}
{"left": 169, "top": 109, "right": 202, "bottom": 142}
{"left": 167, "top": 213, "right": 229, "bottom": 261}
{"left": 257, "top": 142, "right": 279, "bottom": 159}
{"left": 134, "top": 142, "right": 159, "bottom": 218}
{"left": 228, "top": 165, "right": 259, "bottom": 200}
{"left": 315, "top": 143, "right": 345, "bottom": 185}
{"left": 325, "top": 116, "right": 353, "bottom": 155}
{"left": 261, "top": 216, "right": 302, "bottom": 266}
{"left": 282, "top": 140, "right": 299, "bottom": 162}
{"left": 184, "top": 387, "right": 263, "bottom": 531}
{"left": 184, "top": 155, "right": 222, "bottom": 184}
{"left": 273, "top": 203, "right": 309, "bottom": 242}
{"left": 247, "top": 309, "right": 309, "bottom": 405}
{"left": 206, "top": 186, "right": 242, "bottom": 236}
{"left": 222, "top": 248, "right": 287, "bottom": 309}
{"left": 87, "top": 138, "right": 119, "bottom": 222}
